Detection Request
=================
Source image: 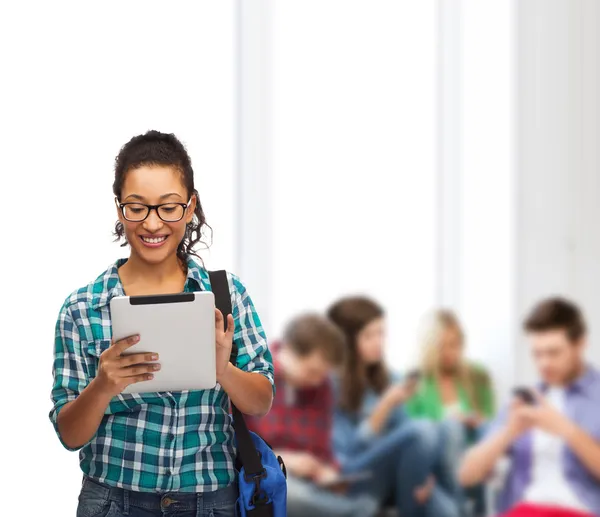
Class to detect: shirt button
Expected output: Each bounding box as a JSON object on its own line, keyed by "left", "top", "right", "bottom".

{"left": 168, "top": 433, "right": 175, "bottom": 441}
{"left": 166, "top": 469, "right": 172, "bottom": 477}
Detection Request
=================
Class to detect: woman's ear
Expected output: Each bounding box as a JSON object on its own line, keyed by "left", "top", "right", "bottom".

{"left": 114, "top": 197, "right": 124, "bottom": 224}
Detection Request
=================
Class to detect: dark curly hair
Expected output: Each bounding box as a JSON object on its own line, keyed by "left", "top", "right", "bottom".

{"left": 113, "top": 130, "right": 212, "bottom": 265}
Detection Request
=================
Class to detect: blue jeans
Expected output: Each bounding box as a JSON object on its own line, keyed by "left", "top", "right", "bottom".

{"left": 77, "top": 477, "right": 237, "bottom": 517}
{"left": 439, "top": 419, "right": 488, "bottom": 517}
{"left": 343, "top": 420, "right": 460, "bottom": 517}
{"left": 286, "top": 475, "right": 378, "bottom": 517}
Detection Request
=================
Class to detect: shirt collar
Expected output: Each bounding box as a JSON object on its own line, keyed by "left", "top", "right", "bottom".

{"left": 569, "top": 365, "right": 598, "bottom": 393}
{"left": 538, "top": 364, "right": 598, "bottom": 394}
{"left": 90, "top": 256, "right": 209, "bottom": 310}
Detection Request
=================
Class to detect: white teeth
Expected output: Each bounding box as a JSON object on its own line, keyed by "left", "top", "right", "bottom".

{"left": 142, "top": 236, "right": 166, "bottom": 244}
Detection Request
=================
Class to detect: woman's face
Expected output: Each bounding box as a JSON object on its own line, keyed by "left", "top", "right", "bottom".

{"left": 439, "top": 325, "right": 463, "bottom": 372}
{"left": 117, "top": 165, "right": 196, "bottom": 265}
{"left": 356, "top": 317, "right": 385, "bottom": 365}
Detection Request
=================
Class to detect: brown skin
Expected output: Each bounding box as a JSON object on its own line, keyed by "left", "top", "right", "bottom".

{"left": 460, "top": 329, "right": 600, "bottom": 486}
{"left": 56, "top": 335, "right": 160, "bottom": 449}
{"left": 57, "top": 165, "right": 272, "bottom": 450}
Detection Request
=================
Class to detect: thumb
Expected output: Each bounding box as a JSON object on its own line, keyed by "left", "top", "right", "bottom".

{"left": 225, "top": 314, "right": 235, "bottom": 339}
{"left": 215, "top": 309, "right": 224, "bottom": 332}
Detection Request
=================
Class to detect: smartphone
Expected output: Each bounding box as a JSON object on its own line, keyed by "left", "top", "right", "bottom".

{"left": 319, "top": 471, "right": 373, "bottom": 488}
{"left": 513, "top": 386, "right": 536, "bottom": 405}
{"left": 404, "top": 369, "right": 422, "bottom": 388}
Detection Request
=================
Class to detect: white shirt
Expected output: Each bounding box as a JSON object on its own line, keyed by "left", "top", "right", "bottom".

{"left": 443, "top": 401, "right": 463, "bottom": 419}
{"left": 524, "top": 387, "right": 590, "bottom": 511}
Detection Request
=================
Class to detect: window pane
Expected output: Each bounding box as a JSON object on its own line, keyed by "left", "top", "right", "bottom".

{"left": 270, "top": 0, "right": 437, "bottom": 369}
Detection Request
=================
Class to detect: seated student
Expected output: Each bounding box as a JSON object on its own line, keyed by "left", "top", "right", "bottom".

{"left": 247, "top": 314, "right": 378, "bottom": 517}
{"left": 406, "top": 309, "right": 495, "bottom": 516}
{"left": 327, "top": 296, "right": 460, "bottom": 517}
{"left": 460, "top": 297, "right": 600, "bottom": 517}
{"left": 406, "top": 309, "right": 495, "bottom": 429}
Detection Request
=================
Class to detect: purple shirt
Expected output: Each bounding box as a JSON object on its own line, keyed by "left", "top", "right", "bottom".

{"left": 488, "top": 366, "right": 600, "bottom": 514}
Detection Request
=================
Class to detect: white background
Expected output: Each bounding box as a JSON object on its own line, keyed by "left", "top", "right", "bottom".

{"left": 268, "top": 0, "right": 437, "bottom": 370}
{"left": 1, "top": 2, "right": 235, "bottom": 514}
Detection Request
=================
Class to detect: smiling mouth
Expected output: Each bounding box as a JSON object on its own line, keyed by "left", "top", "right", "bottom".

{"left": 140, "top": 235, "right": 169, "bottom": 244}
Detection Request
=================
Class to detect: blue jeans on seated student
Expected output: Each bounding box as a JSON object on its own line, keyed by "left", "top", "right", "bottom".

{"left": 440, "top": 418, "right": 489, "bottom": 517}
{"left": 286, "top": 475, "right": 378, "bottom": 517}
{"left": 343, "top": 419, "right": 460, "bottom": 517}
{"left": 77, "top": 477, "right": 237, "bottom": 517}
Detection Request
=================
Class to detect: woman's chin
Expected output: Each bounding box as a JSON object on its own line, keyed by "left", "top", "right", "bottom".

{"left": 133, "top": 245, "right": 175, "bottom": 264}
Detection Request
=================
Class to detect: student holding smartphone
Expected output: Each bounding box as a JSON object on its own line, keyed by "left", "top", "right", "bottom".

{"left": 49, "top": 131, "right": 275, "bottom": 517}
{"left": 406, "top": 309, "right": 496, "bottom": 516}
{"left": 328, "top": 297, "right": 460, "bottom": 517}
{"left": 460, "top": 298, "right": 600, "bottom": 517}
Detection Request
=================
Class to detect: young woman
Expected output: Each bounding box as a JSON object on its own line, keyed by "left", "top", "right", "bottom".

{"left": 49, "top": 131, "right": 275, "bottom": 517}
{"left": 327, "top": 296, "right": 460, "bottom": 517}
{"left": 405, "top": 309, "right": 494, "bottom": 427}
{"left": 405, "top": 309, "right": 495, "bottom": 517}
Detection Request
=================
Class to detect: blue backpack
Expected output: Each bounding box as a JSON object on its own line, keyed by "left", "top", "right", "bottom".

{"left": 209, "top": 271, "right": 287, "bottom": 517}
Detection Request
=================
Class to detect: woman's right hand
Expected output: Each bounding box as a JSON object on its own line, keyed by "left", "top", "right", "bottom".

{"left": 281, "top": 452, "right": 323, "bottom": 479}
{"left": 95, "top": 335, "right": 160, "bottom": 397}
{"left": 382, "top": 383, "right": 411, "bottom": 407}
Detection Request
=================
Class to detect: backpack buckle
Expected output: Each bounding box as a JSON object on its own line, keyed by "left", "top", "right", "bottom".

{"left": 243, "top": 468, "right": 267, "bottom": 483}
{"left": 244, "top": 469, "right": 269, "bottom": 507}
{"left": 251, "top": 489, "right": 269, "bottom": 506}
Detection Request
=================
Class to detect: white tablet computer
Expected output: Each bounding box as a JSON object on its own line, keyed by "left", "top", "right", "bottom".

{"left": 109, "top": 291, "right": 216, "bottom": 394}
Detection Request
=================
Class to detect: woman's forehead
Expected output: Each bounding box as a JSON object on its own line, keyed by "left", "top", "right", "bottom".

{"left": 121, "top": 164, "right": 186, "bottom": 199}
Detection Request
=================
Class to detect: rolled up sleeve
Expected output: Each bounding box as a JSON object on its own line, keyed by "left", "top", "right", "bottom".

{"left": 49, "top": 302, "right": 90, "bottom": 451}
{"left": 229, "top": 274, "right": 275, "bottom": 393}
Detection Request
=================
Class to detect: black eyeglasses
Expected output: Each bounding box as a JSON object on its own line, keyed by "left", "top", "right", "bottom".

{"left": 117, "top": 199, "right": 191, "bottom": 223}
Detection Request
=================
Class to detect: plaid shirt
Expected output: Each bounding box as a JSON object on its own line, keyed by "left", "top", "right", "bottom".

{"left": 247, "top": 350, "right": 336, "bottom": 465}
{"left": 49, "top": 258, "right": 274, "bottom": 493}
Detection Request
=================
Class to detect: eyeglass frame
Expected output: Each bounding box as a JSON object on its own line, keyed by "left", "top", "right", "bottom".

{"left": 116, "top": 197, "right": 192, "bottom": 223}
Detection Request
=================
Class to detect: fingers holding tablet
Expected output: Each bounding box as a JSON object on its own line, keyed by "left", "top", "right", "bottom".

{"left": 96, "top": 335, "right": 160, "bottom": 396}
{"left": 111, "top": 334, "right": 141, "bottom": 356}
{"left": 119, "top": 352, "right": 159, "bottom": 367}
{"left": 214, "top": 309, "right": 235, "bottom": 336}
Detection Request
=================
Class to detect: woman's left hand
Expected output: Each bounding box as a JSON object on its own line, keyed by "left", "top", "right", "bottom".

{"left": 461, "top": 412, "right": 484, "bottom": 429}
{"left": 215, "top": 309, "right": 235, "bottom": 382}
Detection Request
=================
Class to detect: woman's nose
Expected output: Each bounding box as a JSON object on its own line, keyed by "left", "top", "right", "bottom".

{"left": 143, "top": 209, "right": 163, "bottom": 230}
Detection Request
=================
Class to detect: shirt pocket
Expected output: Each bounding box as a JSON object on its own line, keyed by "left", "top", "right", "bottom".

{"left": 85, "top": 339, "right": 149, "bottom": 415}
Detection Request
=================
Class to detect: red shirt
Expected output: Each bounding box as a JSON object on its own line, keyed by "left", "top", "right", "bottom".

{"left": 247, "top": 354, "right": 336, "bottom": 465}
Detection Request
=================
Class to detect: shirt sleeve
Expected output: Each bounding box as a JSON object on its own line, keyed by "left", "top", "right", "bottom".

{"left": 229, "top": 274, "right": 275, "bottom": 393}
{"left": 333, "top": 408, "right": 373, "bottom": 459}
{"left": 49, "top": 301, "right": 91, "bottom": 451}
{"left": 331, "top": 374, "right": 379, "bottom": 458}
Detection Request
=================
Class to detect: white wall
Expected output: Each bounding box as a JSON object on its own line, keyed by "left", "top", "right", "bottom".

{"left": 266, "top": 0, "right": 438, "bottom": 370}
{"left": 438, "top": 0, "right": 516, "bottom": 401}
{"left": 515, "top": 0, "right": 600, "bottom": 383}
{"left": 0, "top": 1, "right": 235, "bottom": 513}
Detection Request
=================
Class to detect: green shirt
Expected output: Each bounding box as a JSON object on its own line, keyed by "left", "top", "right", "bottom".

{"left": 405, "top": 364, "right": 495, "bottom": 421}
{"left": 49, "top": 257, "right": 274, "bottom": 493}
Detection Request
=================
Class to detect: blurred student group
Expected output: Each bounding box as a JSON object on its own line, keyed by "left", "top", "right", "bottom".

{"left": 248, "top": 294, "right": 600, "bottom": 517}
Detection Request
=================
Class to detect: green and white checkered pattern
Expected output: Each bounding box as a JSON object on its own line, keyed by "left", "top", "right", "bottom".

{"left": 50, "top": 258, "right": 274, "bottom": 493}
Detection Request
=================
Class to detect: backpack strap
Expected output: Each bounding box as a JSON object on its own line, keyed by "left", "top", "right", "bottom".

{"left": 208, "top": 270, "right": 266, "bottom": 480}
